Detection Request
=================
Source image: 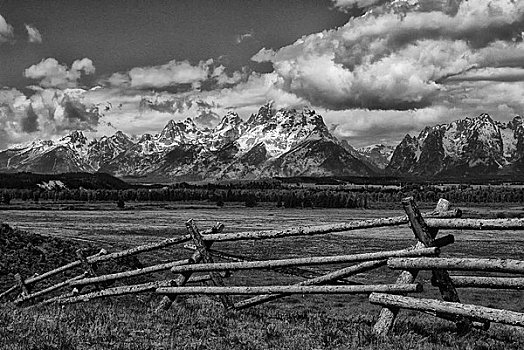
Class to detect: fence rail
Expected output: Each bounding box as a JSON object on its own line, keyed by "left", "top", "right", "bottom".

{"left": 2, "top": 197, "right": 524, "bottom": 338}
{"left": 388, "top": 257, "right": 524, "bottom": 274}
{"left": 369, "top": 293, "right": 524, "bottom": 327}
{"left": 155, "top": 284, "right": 423, "bottom": 295}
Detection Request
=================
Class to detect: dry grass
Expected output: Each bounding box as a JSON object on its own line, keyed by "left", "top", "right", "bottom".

{"left": 1, "top": 203, "right": 524, "bottom": 349}
{"left": 1, "top": 296, "right": 524, "bottom": 350}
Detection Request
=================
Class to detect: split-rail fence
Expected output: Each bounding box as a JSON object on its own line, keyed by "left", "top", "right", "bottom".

{"left": 1, "top": 197, "right": 523, "bottom": 336}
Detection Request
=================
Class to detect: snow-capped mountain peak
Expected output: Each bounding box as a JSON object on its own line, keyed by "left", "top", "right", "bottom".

{"left": 247, "top": 101, "right": 275, "bottom": 126}
{"left": 357, "top": 144, "right": 395, "bottom": 170}
{"left": 387, "top": 113, "right": 524, "bottom": 176}
{"left": 0, "top": 104, "right": 376, "bottom": 180}
{"left": 60, "top": 130, "right": 88, "bottom": 145}
{"left": 157, "top": 118, "right": 202, "bottom": 146}
{"left": 236, "top": 106, "right": 335, "bottom": 158}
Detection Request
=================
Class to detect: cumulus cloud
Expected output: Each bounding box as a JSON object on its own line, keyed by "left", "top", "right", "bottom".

{"left": 333, "top": 0, "right": 462, "bottom": 15}
{"left": 25, "top": 72, "right": 303, "bottom": 140}
{"left": 326, "top": 78, "right": 524, "bottom": 147}
{"left": 24, "top": 58, "right": 96, "bottom": 88}
{"left": 24, "top": 24, "right": 42, "bottom": 43}
{"left": 331, "top": 0, "right": 387, "bottom": 11}
{"left": 0, "top": 14, "right": 14, "bottom": 43}
{"left": 211, "top": 65, "right": 247, "bottom": 86}
{"left": 128, "top": 59, "right": 211, "bottom": 89}
{"left": 325, "top": 106, "right": 455, "bottom": 147}
{"left": 106, "top": 58, "right": 243, "bottom": 90}
{"left": 253, "top": 0, "right": 524, "bottom": 111}
{"left": 0, "top": 87, "right": 102, "bottom": 148}
{"left": 4, "top": 0, "right": 524, "bottom": 149}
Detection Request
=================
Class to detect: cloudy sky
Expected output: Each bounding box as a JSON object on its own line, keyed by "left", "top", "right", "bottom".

{"left": 1, "top": 0, "right": 524, "bottom": 149}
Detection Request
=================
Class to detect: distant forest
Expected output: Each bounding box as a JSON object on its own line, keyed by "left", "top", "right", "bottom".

{"left": 1, "top": 179, "right": 524, "bottom": 209}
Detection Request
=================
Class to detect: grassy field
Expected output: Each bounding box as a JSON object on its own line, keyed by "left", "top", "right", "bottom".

{"left": 1, "top": 202, "right": 524, "bottom": 349}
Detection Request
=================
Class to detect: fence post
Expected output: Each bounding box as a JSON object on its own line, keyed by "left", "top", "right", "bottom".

{"left": 405, "top": 198, "right": 472, "bottom": 332}
{"left": 156, "top": 222, "right": 224, "bottom": 312}
{"left": 186, "top": 220, "right": 234, "bottom": 310}
{"left": 373, "top": 198, "right": 470, "bottom": 335}
{"left": 14, "top": 273, "right": 30, "bottom": 296}
{"left": 76, "top": 249, "right": 97, "bottom": 277}
{"left": 76, "top": 248, "right": 103, "bottom": 292}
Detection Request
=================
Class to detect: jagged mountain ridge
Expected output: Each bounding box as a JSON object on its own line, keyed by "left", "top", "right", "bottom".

{"left": 387, "top": 114, "right": 524, "bottom": 176}
{"left": 357, "top": 144, "right": 395, "bottom": 170}
{"left": 0, "top": 103, "right": 376, "bottom": 179}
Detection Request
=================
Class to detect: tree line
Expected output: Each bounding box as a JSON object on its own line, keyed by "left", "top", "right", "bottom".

{"left": 0, "top": 187, "right": 368, "bottom": 209}
{"left": 1, "top": 183, "right": 523, "bottom": 208}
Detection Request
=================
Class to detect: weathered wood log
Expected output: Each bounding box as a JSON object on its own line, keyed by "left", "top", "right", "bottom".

{"left": 403, "top": 197, "right": 436, "bottom": 245}
{"left": 432, "top": 234, "right": 455, "bottom": 248}
{"left": 53, "top": 274, "right": 221, "bottom": 304}
{"left": 157, "top": 284, "right": 423, "bottom": 295}
{"left": 76, "top": 249, "right": 97, "bottom": 277}
{"left": 434, "top": 198, "right": 450, "bottom": 212}
{"left": 436, "top": 276, "right": 524, "bottom": 290}
{"left": 426, "top": 218, "right": 524, "bottom": 230}
{"left": 183, "top": 244, "right": 360, "bottom": 284}
{"left": 187, "top": 219, "right": 234, "bottom": 310}
{"left": 373, "top": 263, "right": 419, "bottom": 336}
{"left": 156, "top": 223, "right": 225, "bottom": 311}
{"left": 2, "top": 210, "right": 460, "bottom": 294}
{"left": 14, "top": 272, "right": 88, "bottom": 305}
{"left": 388, "top": 258, "right": 524, "bottom": 274}
{"left": 373, "top": 198, "right": 471, "bottom": 336}
{"left": 70, "top": 258, "right": 191, "bottom": 287}
{"left": 169, "top": 247, "right": 439, "bottom": 274}
{"left": 19, "top": 223, "right": 217, "bottom": 288}
{"left": 0, "top": 285, "right": 18, "bottom": 301}
{"left": 201, "top": 209, "right": 461, "bottom": 242}
{"left": 369, "top": 293, "right": 524, "bottom": 327}
{"left": 405, "top": 198, "right": 469, "bottom": 331}
{"left": 22, "top": 234, "right": 193, "bottom": 286}
{"left": 235, "top": 260, "right": 386, "bottom": 310}
{"left": 14, "top": 273, "right": 30, "bottom": 296}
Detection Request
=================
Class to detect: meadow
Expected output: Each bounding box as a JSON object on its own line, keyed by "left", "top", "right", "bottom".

{"left": 1, "top": 201, "right": 524, "bottom": 349}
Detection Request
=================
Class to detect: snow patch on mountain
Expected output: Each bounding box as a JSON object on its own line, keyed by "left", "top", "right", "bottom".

{"left": 357, "top": 144, "right": 395, "bottom": 169}
{"left": 0, "top": 103, "right": 375, "bottom": 179}
{"left": 387, "top": 114, "right": 524, "bottom": 176}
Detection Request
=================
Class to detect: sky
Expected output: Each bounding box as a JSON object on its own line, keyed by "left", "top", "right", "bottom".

{"left": 0, "top": 0, "right": 524, "bottom": 149}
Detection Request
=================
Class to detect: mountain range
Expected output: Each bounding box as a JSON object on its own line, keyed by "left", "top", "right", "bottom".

{"left": 387, "top": 114, "right": 524, "bottom": 177}
{"left": 0, "top": 103, "right": 522, "bottom": 180}
{"left": 0, "top": 103, "right": 376, "bottom": 180}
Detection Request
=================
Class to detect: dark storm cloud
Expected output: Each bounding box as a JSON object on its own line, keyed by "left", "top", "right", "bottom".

{"left": 59, "top": 98, "right": 100, "bottom": 132}
{"left": 253, "top": 0, "right": 524, "bottom": 111}
{"left": 444, "top": 68, "right": 524, "bottom": 83}
{"left": 138, "top": 93, "right": 223, "bottom": 120}
{"left": 0, "top": 87, "right": 104, "bottom": 148}
{"left": 21, "top": 104, "right": 39, "bottom": 133}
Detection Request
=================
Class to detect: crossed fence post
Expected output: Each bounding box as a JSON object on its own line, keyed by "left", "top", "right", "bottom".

{"left": 156, "top": 221, "right": 227, "bottom": 311}
{"left": 373, "top": 197, "right": 471, "bottom": 335}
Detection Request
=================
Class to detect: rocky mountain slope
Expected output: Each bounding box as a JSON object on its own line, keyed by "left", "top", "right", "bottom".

{"left": 0, "top": 103, "right": 376, "bottom": 180}
{"left": 357, "top": 144, "right": 395, "bottom": 170}
{"left": 387, "top": 114, "right": 524, "bottom": 176}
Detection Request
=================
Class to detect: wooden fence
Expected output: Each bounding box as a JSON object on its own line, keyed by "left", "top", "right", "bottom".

{"left": 1, "top": 197, "right": 524, "bottom": 336}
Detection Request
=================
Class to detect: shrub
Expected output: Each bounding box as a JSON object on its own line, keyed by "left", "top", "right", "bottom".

{"left": 244, "top": 196, "right": 258, "bottom": 207}
{"left": 117, "top": 199, "right": 125, "bottom": 209}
